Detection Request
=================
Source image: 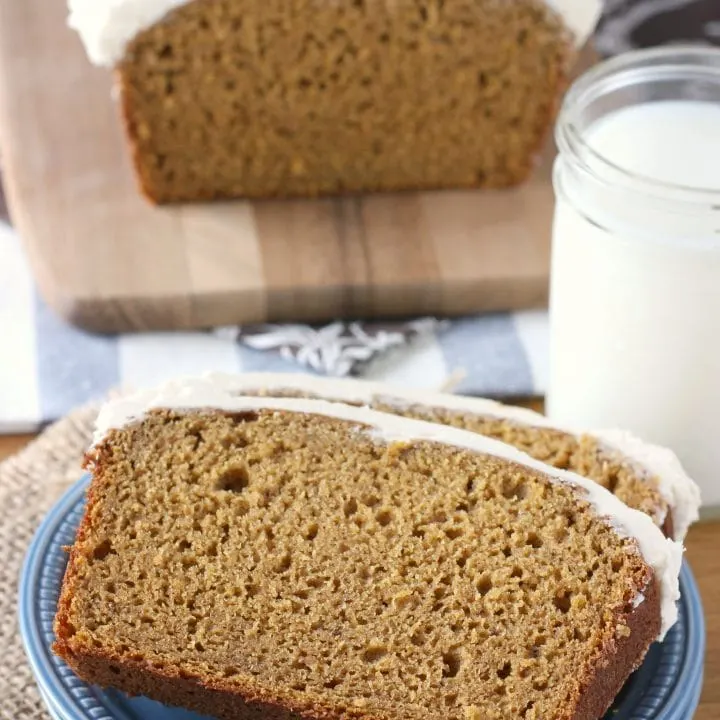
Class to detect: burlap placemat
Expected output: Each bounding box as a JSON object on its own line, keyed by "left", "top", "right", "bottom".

{"left": 0, "top": 405, "right": 97, "bottom": 720}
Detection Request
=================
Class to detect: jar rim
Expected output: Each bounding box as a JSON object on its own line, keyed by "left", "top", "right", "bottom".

{"left": 556, "top": 46, "right": 720, "bottom": 204}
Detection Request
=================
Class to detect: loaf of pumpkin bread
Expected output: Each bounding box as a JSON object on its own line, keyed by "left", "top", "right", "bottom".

{"left": 68, "top": 0, "right": 600, "bottom": 202}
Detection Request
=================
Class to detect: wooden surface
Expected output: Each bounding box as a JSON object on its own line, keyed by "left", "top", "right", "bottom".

{"left": 0, "top": 434, "right": 33, "bottom": 459}
{"left": 0, "top": 0, "right": 563, "bottom": 333}
{"left": 1, "top": 395, "right": 719, "bottom": 718}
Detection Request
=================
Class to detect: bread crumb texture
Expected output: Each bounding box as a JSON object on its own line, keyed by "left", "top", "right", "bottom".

{"left": 247, "top": 388, "right": 669, "bottom": 528}
{"left": 118, "top": 0, "right": 574, "bottom": 202}
{"left": 55, "top": 410, "right": 653, "bottom": 720}
{"left": 374, "top": 402, "right": 669, "bottom": 527}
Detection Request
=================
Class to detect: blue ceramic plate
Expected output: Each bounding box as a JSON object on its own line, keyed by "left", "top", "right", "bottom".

{"left": 20, "top": 476, "right": 705, "bottom": 720}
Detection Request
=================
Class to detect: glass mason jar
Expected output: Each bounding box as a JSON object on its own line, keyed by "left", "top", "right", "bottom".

{"left": 547, "top": 47, "right": 720, "bottom": 509}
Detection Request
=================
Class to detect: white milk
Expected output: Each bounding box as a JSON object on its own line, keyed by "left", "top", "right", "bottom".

{"left": 580, "top": 102, "right": 720, "bottom": 188}
{"left": 549, "top": 88, "right": 720, "bottom": 507}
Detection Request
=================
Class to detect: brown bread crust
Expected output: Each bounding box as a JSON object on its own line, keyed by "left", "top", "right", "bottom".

{"left": 662, "top": 512, "right": 674, "bottom": 541}
{"left": 569, "top": 574, "right": 660, "bottom": 720}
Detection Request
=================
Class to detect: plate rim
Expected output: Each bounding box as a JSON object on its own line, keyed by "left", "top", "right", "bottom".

{"left": 18, "top": 474, "right": 94, "bottom": 720}
{"left": 18, "top": 474, "right": 706, "bottom": 720}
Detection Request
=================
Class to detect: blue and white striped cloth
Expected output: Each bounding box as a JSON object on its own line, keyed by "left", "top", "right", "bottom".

{"left": 0, "top": 221, "right": 549, "bottom": 433}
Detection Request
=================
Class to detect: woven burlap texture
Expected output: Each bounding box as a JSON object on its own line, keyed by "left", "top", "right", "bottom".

{"left": 0, "top": 405, "right": 97, "bottom": 720}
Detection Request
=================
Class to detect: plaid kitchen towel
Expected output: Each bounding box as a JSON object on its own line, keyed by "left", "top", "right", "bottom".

{"left": 0, "top": 222, "right": 549, "bottom": 433}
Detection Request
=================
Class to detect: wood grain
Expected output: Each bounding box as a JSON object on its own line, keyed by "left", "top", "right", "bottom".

{"left": 0, "top": 434, "right": 34, "bottom": 461}
{"left": 0, "top": 418, "right": 717, "bottom": 717}
{"left": 0, "top": 0, "right": 567, "bottom": 333}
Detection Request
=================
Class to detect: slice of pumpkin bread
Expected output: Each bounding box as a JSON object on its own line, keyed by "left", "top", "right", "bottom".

{"left": 54, "top": 387, "right": 682, "bottom": 720}
{"left": 216, "top": 372, "right": 700, "bottom": 541}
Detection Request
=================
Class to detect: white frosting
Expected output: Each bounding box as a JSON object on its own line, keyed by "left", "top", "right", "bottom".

{"left": 94, "top": 376, "right": 683, "bottom": 640}
{"left": 184, "top": 372, "right": 700, "bottom": 542}
{"left": 68, "top": 0, "right": 601, "bottom": 68}
{"left": 592, "top": 430, "right": 701, "bottom": 544}
{"left": 544, "top": 0, "right": 603, "bottom": 45}
{"left": 68, "top": 0, "right": 191, "bottom": 66}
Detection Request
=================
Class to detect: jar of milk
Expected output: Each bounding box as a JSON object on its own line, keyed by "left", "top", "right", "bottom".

{"left": 548, "top": 47, "right": 720, "bottom": 509}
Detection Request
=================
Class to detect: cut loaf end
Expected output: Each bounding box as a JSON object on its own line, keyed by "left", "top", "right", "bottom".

{"left": 115, "top": 0, "right": 578, "bottom": 203}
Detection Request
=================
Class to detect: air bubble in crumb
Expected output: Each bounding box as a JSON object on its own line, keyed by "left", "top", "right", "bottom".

{"left": 442, "top": 650, "right": 462, "bottom": 678}
{"left": 92, "top": 540, "right": 115, "bottom": 560}
{"left": 363, "top": 643, "right": 388, "bottom": 663}
{"left": 215, "top": 464, "right": 250, "bottom": 493}
{"left": 476, "top": 575, "right": 492, "bottom": 595}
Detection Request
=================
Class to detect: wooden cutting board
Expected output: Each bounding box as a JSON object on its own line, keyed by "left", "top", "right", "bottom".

{"left": 0, "top": 0, "right": 565, "bottom": 333}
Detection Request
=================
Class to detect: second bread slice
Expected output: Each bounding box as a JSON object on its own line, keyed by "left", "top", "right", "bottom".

{"left": 210, "top": 372, "right": 700, "bottom": 540}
